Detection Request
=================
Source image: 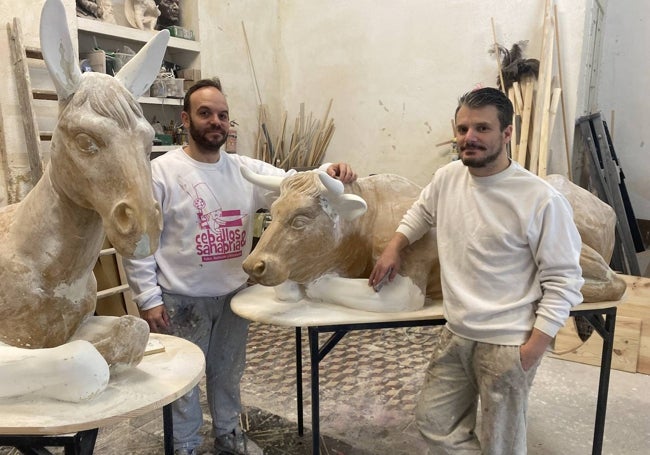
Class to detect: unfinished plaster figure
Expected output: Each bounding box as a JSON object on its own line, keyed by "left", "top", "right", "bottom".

{"left": 125, "top": 0, "right": 160, "bottom": 31}
{"left": 242, "top": 169, "right": 441, "bottom": 313}
{"left": 0, "top": 0, "right": 167, "bottom": 402}
{"left": 241, "top": 169, "right": 626, "bottom": 312}
{"left": 76, "top": 0, "right": 115, "bottom": 23}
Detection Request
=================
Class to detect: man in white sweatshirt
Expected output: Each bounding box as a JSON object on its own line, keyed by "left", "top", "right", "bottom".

{"left": 369, "top": 87, "right": 584, "bottom": 454}
{"left": 123, "top": 78, "right": 356, "bottom": 455}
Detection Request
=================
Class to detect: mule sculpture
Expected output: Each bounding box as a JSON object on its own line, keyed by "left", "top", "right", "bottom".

{"left": 241, "top": 169, "right": 626, "bottom": 313}
{"left": 0, "top": 0, "right": 166, "bottom": 402}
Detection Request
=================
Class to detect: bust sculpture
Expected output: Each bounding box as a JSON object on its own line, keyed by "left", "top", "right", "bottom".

{"left": 156, "top": 0, "right": 181, "bottom": 29}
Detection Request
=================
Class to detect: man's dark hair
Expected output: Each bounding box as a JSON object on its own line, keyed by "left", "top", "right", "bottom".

{"left": 455, "top": 87, "right": 513, "bottom": 131}
{"left": 183, "top": 77, "right": 223, "bottom": 112}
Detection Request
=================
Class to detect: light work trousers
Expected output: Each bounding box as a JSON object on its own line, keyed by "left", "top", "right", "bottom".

{"left": 415, "top": 326, "right": 540, "bottom": 455}
{"left": 162, "top": 288, "right": 249, "bottom": 451}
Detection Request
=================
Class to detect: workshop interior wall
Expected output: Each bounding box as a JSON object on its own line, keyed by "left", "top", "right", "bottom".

{"left": 598, "top": 1, "right": 650, "bottom": 221}
{"left": 0, "top": 0, "right": 647, "bottom": 224}
{"left": 206, "top": 0, "right": 595, "bottom": 187}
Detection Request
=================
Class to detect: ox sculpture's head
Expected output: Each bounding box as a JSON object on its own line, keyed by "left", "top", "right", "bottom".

{"left": 241, "top": 168, "right": 367, "bottom": 287}
{"left": 40, "top": 0, "right": 165, "bottom": 258}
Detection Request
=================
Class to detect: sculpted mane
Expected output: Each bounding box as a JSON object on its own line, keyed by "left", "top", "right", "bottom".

{"left": 65, "top": 78, "right": 145, "bottom": 129}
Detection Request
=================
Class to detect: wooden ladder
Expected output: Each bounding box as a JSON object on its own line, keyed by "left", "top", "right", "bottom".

{"left": 7, "top": 17, "right": 44, "bottom": 191}
{"left": 6, "top": 16, "right": 138, "bottom": 317}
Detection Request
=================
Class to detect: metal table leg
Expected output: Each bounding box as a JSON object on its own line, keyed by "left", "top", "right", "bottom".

{"left": 589, "top": 308, "right": 617, "bottom": 455}
{"left": 163, "top": 403, "right": 173, "bottom": 455}
{"left": 296, "top": 327, "right": 304, "bottom": 436}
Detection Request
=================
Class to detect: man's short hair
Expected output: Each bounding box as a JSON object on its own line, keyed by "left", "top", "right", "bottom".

{"left": 183, "top": 77, "right": 223, "bottom": 112}
{"left": 456, "top": 87, "right": 513, "bottom": 131}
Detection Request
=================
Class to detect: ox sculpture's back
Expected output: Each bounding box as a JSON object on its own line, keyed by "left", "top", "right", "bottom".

{"left": 241, "top": 168, "right": 626, "bottom": 313}
{"left": 0, "top": 0, "right": 166, "bottom": 402}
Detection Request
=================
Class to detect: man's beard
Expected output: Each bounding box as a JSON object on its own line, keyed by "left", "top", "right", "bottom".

{"left": 189, "top": 119, "right": 227, "bottom": 152}
{"left": 459, "top": 142, "right": 501, "bottom": 168}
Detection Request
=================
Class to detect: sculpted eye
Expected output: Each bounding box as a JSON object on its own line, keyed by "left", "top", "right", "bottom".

{"left": 291, "top": 215, "right": 310, "bottom": 229}
{"left": 75, "top": 133, "right": 101, "bottom": 154}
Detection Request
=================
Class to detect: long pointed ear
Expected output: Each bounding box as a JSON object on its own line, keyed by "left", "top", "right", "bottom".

{"left": 115, "top": 30, "right": 170, "bottom": 98}
{"left": 240, "top": 166, "right": 284, "bottom": 192}
{"left": 40, "top": 0, "right": 82, "bottom": 101}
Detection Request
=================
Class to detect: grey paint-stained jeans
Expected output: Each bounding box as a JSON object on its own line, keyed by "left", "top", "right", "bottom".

{"left": 162, "top": 287, "right": 249, "bottom": 451}
{"left": 415, "top": 327, "right": 540, "bottom": 455}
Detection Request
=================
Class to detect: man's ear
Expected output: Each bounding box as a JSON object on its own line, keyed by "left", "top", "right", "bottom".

{"left": 503, "top": 124, "right": 514, "bottom": 143}
{"left": 181, "top": 110, "right": 190, "bottom": 128}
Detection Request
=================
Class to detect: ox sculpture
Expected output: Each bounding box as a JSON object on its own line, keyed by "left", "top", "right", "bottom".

{"left": 0, "top": 0, "right": 165, "bottom": 402}
{"left": 241, "top": 168, "right": 626, "bottom": 313}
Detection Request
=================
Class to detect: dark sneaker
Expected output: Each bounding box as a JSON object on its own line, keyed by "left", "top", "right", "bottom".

{"left": 214, "top": 427, "right": 264, "bottom": 455}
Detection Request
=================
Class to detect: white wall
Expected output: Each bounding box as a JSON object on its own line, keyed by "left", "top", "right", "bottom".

{"left": 4, "top": 0, "right": 645, "bottom": 218}
{"left": 204, "top": 0, "right": 594, "bottom": 186}
{"left": 200, "top": 0, "right": 282, "bottom": 161}
{"left": 598, "top": 1, "right": 650, "bottom": 220}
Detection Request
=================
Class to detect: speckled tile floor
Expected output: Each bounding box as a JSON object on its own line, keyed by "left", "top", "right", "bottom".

{"left": 2, "top": 321, "right": 650, "bottom": 454}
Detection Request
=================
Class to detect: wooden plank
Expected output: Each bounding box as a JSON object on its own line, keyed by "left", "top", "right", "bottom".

{"left": 7, "top": 18, "right": 43, "bottom": 186}
{"left": 96, "top": 284, "right": 131, "bottom": 300}
{"left": 619, "top": 274, "right": 650, "bottom": 373}
{"left": 115, "top": 251, "right": 139, "bottom": 316}
{"left": 550, "top": 315, "right": 641, "bottom": 373}
{"left": 32, "top": 89, "right": 58, "bottom": 101}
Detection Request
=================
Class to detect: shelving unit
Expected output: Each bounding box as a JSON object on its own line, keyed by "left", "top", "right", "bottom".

{"left": 76, "top": 15, "right": 200, "bottom": 153}
{"left": 77, "top": 17, "right": 199, "bottom": 61}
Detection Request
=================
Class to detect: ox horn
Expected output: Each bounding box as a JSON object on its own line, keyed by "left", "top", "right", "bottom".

{"left": 317, "top": 171, "right": 344, "bottom": 195}
{"left": 240, "top": 166, "right": 284, "bottom": 192}
{"left": 316, "top": 171, "right": 368, "bottom": 221}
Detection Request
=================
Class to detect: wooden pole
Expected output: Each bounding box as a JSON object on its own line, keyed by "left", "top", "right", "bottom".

{"left": 241, "top": 22, "right": 263, "bottom": 107}
{"left": 508, "top": 87, "right": 519, "bottom": 161}
{"left": 554, "top": 4, "right": 572, "bottom": 180}
{"left": 517, "top": 76, "right": 535, "bottom": 168}
{"left": 537, "top": 14, "right": 555, "bottom": 178}
{"left": 530, "top": 12, "right": 554, "bottom": 175}
{"left": 491, "top": 18, "right": 506, "bottom": 92}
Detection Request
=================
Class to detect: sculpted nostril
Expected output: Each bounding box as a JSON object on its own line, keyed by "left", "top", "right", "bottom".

{"left": 252, "top": 261, "right": 266, "bottom": 277}
{"left": 112, "top": 201, "right": 136, "bottom": 236}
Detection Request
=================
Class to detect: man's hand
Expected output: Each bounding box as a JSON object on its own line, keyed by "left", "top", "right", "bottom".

{"left": 368, "top": 233, "right": 409, "bottom": 291}
{"left": 327, "top": 163, "right": 357, "bottom": 183}
{"left": 140, "top": 305, "right": 171, "bottom": 333}
{"left": 520, "top": 328, "right": 553, "bottom": 371}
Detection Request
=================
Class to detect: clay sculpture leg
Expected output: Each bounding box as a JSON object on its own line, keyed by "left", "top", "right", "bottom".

{"left": 579, "top": 243, "right": 627, "bottom": 302}
{"left": 0, "top": 340, "right": 109, "bottom": 402}
{"left": 69, "top": 315, "right": 150, "bottom": 369}
{"left": 305, "top": 273, "right": 426, "bottom": 312}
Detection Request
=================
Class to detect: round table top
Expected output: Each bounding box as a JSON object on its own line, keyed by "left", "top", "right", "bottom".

{"left": 0, "top": 333, "right": 205, "bottom": 435}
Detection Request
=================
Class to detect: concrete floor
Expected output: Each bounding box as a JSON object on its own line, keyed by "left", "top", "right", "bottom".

{"left": 2, "top": 321, "right": 648, "bottom": 455}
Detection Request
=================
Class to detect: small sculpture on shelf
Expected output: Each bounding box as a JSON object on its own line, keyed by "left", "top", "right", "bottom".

{"left": 76, "top": 0, "right": 115, "bottom": 23}
{"left": 156, "top": 0, "right": 181, "bottom": 29}
{"left": 125, "top": 0, "right": 160, "bottom": 31}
